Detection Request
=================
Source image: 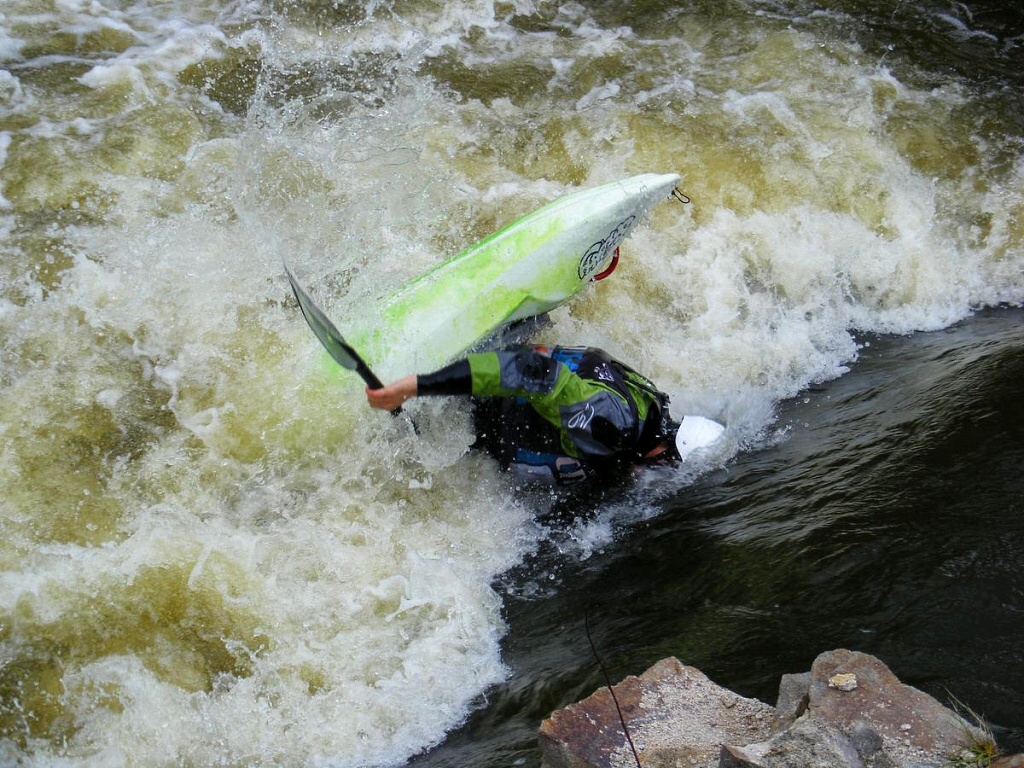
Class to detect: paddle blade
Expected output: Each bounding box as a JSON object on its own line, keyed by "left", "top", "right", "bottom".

{"left": 284, "top": 264, "right": 383, "bottom": 389}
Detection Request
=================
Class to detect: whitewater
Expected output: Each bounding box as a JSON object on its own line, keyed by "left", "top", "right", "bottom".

{"left": 1, "top": 0, "right": 1021, "bottom": 765}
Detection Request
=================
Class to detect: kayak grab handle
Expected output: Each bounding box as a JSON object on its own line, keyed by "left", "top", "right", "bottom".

{"left": 591, "top": 247, "right": 620, "bottom": 281}
{"left": 672, "top": 187, "right": 691, "bottom": 205}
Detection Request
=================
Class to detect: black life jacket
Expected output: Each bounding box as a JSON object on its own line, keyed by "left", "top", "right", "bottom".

{"left": 500, "top": 346, "right": 671, "bottom": 486}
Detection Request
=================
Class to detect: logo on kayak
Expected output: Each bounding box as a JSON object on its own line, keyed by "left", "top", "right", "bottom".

{"left": 578, "top": 215, "right": 636, "bottom": 280}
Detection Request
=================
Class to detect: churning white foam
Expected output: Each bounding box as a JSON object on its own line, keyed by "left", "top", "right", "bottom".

{"left": 2, "top": 0, "right": 1022, "bottom": 765}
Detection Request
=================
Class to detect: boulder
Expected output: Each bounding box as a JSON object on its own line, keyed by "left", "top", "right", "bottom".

{"left": 539, "top": 649, "right": 1016, "bottom": 768}
{"left": 804, "top": 649, "right": 985, "bottom": 765}
{"left": 539, "top": 657, "right": 775, "bottom": 768}
{"left": 773, "top": 672, "right": 811, "bottom": 725}
{"left": 720, "top": 713, "right": 879, "bottom": 768}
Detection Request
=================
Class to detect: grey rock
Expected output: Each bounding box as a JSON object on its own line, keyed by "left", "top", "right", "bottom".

{"left": 539, "top": 657, "right": 775, "bottom": 768}
{"left": 849, "top": 720, "right": 884, "bottom": 758}
{"left": 539, "top": 649, "right": 1021, "bottom": 768}
{"left": 720, "top": 743, "right": 768, "bottom": 767}
{"left": 774, "top": 672, "right": 811, "bottom": 726}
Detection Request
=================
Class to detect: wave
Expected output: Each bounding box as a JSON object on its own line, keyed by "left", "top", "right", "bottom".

{"left": 1, "top": 0, "right": 1021, "bottom": 764}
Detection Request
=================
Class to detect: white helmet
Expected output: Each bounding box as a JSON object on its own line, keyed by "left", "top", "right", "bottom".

{"left": 674, "top": 416, "right": 725, "bottom": 461}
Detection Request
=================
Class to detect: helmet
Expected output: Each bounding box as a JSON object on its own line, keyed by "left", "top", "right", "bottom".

{"left": 674, "top": 416, "right": 725, "bottom": 461}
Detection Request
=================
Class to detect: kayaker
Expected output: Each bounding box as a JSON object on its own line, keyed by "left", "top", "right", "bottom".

{"left": 366, "top": 345, "right": 682, "bottom": 486}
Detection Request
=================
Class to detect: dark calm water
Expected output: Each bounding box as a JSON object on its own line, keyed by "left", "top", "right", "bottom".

{"left": 415, "top": 307, "right": 1024, "bottom": 767}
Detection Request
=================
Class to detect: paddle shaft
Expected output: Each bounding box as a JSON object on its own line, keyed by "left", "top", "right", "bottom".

{"left": 354, "top": 360, "right": 384, "bottom": 391}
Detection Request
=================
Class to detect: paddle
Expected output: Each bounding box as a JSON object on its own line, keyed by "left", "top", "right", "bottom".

{"left": 284, "top": 263, "right": 399, "bottom": 414}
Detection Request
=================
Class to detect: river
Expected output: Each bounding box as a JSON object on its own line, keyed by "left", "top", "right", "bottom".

{"left": 1, "top": 1, "right": 1021, "bottom": 766}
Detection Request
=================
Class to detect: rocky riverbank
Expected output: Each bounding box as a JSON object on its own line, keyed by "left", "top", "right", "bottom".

{"left": 539, "top": 649, "right": 1023, "bottom": 768}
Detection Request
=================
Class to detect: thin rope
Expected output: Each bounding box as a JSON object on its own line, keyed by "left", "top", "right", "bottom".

{"left": 584, "top": 608, "right": 643, "bottom": 768}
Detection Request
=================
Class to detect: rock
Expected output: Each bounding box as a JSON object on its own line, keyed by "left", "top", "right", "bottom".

{"left": 774, "top": 672, "right": 810, "bottom": 726}
{"left": 719, "top": 743, "right": 768, "bottom": 767}
{"left": 848, "top": 720, "right": 884, "bottom": 758}
{"left": 538, "top": 657, "right": 776, "bottom": 768}
{"left": 539, "top": 649, "right": 1023, "bottom": 768}
{"left": 735, "top": 713, "right": 875, "bottom": 768}
{"left": 828, "top": 673, "right": 859, "bottom": 692}
{"left": 808, "top": 649, "right": 984, "bottom": 764}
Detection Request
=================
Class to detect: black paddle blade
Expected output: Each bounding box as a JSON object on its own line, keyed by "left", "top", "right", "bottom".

{"left": 284, "top": 263, "right": 384, "bottom": 390}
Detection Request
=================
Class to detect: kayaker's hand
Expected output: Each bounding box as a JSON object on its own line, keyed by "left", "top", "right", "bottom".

{"left": 366, "top": 375, "right": 417, "bottom": 411}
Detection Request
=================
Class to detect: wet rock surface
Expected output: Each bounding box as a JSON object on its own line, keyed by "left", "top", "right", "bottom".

{"left": 540, "top": 649, "right": 1019, "bottom": 768}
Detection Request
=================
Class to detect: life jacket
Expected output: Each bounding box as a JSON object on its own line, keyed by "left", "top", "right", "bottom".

{"left": 507, "top": 346, "right": 670, "bottom": 487}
